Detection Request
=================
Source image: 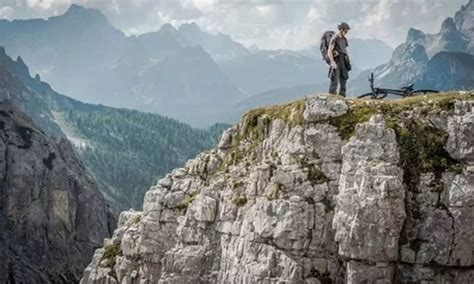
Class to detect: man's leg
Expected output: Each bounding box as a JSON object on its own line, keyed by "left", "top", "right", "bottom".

{"left": 329, "top": 68, "right": 339, "bottom": 95}
{"left": 339, "top": 77, "right": 347, "bottom": 97}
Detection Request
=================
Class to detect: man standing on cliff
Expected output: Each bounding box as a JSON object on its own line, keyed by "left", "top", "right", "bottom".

{"left": 328, "top": 22, "right": 352, "bottom": 97}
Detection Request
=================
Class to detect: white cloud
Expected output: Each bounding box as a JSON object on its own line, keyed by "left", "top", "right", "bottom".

{"left": 0, "top": 0, "right": 469, "bottom": 49}
{"left": 25, "top": 0, "right": 71, "bottom": 10}
{"left": 0, "top": 5, "right": 13, "bottom": 19}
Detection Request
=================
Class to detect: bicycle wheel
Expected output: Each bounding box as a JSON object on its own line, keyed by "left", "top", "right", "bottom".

{"left": 357, "top": 92, "right": 375, "bottom": 99}
{"left": 412, "top": 89, "right": 440, "bottom": 95}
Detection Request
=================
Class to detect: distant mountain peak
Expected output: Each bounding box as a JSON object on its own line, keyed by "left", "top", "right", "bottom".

{"left": 390, "top": 42, "right": 428, "bottom": 66}
{"left": 406, "top": 28, "right": 426, "bottom": 42}
{"left": 179, "top": 22, "right": 202, "bottom": 33}
{"left": 159, "top": 23, "right": 179, "bottom": 34}
{"left": 0, "top": 49, "right": 30, "bottom": 78}
{"left": 464, "top": 0, "right": 474, "bottom": 10}
{"left": 441, "top": 17, "right": 457, "bottom": 32}
{"left": 455, "top": 0, "right": 474, "bottom": 39}
{"left": 15, "top": 55, "right": 31, "bottom": 77}
{"left": 65, "top": 3, "right": 86, "bottom": 14}
{"left": 64, "top": 4, "right": 102, "bottom": 17}
{"left": 61, "top": 3, "right": 109, "bottom": 24}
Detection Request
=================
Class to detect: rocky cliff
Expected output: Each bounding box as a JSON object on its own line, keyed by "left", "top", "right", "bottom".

{"left": 81, "top": 93, "right": 474, "bottom": 283}
{"left": 0, "top": 100, "right": 112, "bottom": 283}
{"left": 455, "top": 0, "right": 474, "bottom": 53}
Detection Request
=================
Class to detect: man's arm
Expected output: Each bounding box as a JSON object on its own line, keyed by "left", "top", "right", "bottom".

{"left": 327, "top": 37, "right": 337, "bottom": 69}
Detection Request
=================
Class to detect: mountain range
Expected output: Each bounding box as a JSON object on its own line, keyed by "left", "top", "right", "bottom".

{"left": 0, "top": 4, "right": 393, "bottom": 127}
{"left": 0, "top": 47, "right": 227, "bottom": 212}
{"left": 350, "top": 0, "right": 474, "bottom": 95}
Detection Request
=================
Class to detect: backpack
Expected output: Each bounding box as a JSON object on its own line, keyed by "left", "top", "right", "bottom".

{"left": 320, "top": 31, "right": 335, "bottom": 65}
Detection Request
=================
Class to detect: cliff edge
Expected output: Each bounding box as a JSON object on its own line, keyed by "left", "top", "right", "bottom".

{"left": 81, "top": 93, "right": 474, "bottom": 283}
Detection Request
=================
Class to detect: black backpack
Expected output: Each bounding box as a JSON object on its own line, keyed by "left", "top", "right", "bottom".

{"left": 320, "top": 31, "right": 335, "bottom": 65}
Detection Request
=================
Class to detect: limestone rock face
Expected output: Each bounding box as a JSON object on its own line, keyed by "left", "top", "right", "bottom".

{"left": 0, "top": 101, "right": 111, "bottom": 283}
{"left": 81, "top": 94, "right": 474, "bottom": 283}
{"left": 334, "top": 115, "right": 406, "bottom": 263}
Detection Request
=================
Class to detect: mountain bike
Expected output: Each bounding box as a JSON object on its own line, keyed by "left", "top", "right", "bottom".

{"left": 357, "top": 73, "right": 439, "bottom": 99}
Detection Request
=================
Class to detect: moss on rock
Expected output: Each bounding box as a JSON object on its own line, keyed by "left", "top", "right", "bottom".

{"left": 243, "top": 99, "right": 305, "bottom": 129}
{"left": 102, "top": 241, "right": 122, "bottom": 277}
{"left": 387, "top": 117, "right": 462, "bottom": 192}
{"left": 233, "top": 195, "right": 248, "bottom": 207}
{"left": 327, "top": 103, "right": 377, "bottom": 140}
{"left": 328, "top": 92, "right": 473, "bottom": 140}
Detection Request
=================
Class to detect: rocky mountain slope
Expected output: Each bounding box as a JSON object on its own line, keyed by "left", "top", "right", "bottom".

{"left": 81, "top": 93, "right": 474, "bottom": 283}
{"left": 417, "top": 51, "right": 474, "bottom": 90}
{"left": 0, "top": 100, "right": 112, "bottom": 283}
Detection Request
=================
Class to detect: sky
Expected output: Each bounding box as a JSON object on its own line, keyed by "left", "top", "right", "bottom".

{"left": 0, "top": 0, "right": 469, "bottom": 50}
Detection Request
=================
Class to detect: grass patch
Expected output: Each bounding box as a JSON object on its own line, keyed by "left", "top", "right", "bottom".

{"left": 102, "top": 241, "right": 122, "bottom": 277}
{"left": 232, "top": 180, "right": 244, "bottom": 190}
{"left": 327, "top": 103, "right": 377, "bottom": 140}
{"left": 328, "top": 92, "right": 473, "bottom": 140}
{"left": 243, "top": 99, "right": 305, "bottom": 129}
{"left": 132, "top": 214, "right": 141, "bottom": 224}
{"left": 386, "top": 118, "right": 462, "bottom": 192}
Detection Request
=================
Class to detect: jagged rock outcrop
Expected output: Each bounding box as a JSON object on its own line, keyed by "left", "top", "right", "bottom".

{"left": 81, "top": 93, "right": 474, "bottom": 283}
{"left": 372, "top": 38, "right": 429, "bottom": 87}
{"left": 0, "top": 101, "right": 112, "bottom": 283}
{"left": 406, "top": 18, "right": 470, "bottom": 59}
{"left": 455, "top": 0, "right": 474, "bottom": 53}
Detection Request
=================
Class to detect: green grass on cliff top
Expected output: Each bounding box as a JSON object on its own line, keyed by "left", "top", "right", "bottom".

{"left": 349, "top": 91, "right": 474, "bottom": 109}
{"left": 330, "top": 91, "right": 474, "bottom": 140}
{"left": 217, "top": 92, "right": 472, "bottom": 174}
{"left": 240, "top": 91, "right": 473, "bottom": 139}
{"left": 242, "top": 91, "right": 472, "bottom": 125}
{"left": 234, "top": 91, "right": 474, "bottom": 151}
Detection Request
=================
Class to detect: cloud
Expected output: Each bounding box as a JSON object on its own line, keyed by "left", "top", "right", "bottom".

{"left": 0, "top": 0, "right": 469, "bottom": 49}
{"left": 0, "top": 5, "right": 13, "bottom": 19}
{"left": 303, "top": 0, "right": 467, "bottom": 48}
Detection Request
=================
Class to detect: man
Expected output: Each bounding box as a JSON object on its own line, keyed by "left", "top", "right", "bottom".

{"left": 328, "top": 22, "right": 351, "bottom": 97}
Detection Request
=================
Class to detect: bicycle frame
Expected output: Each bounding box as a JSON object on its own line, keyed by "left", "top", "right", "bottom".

{"left": 358, "top": 73, "right": 439, "bottom": 99}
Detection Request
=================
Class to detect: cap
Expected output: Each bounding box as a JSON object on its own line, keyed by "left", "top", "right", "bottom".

{"left": 338, "top": 22, "right": 351, "bottom": 31}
